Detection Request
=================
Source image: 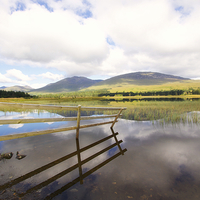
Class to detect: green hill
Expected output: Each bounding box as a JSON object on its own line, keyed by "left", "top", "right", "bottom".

{"left": 4, "top": 85, "right": 32, "bottom": 92}
{"left": 85, "top": 72, "right": 198, "bottom": 93}
{"left": 28, "top": 72, "right": 200, "bottom": 95}
{"left": 93, "top": 72, "right": 189, "bottom": 86}
{"left": 30, "top": 76, "right": 102, "bottom": 94}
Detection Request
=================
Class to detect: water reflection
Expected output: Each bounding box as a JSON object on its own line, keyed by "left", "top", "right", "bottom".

{"left": 0, "top": 126, "right": 126, "bottom": 199}
{"left": 0, "top": 110, "right": 200, "bottom": 199}
{"left": 0, "top": 110, "right": 69, "bottom": 137}
{"left": 102, "top": 97, "right": 200, "bottom": 102}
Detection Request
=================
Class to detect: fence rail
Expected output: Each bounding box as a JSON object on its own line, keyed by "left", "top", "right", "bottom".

{"left": 0, "top": 102, "right": 125, "bottom": 111}
{"left": 0, "top": 103, "right": 126, "bottom": 141}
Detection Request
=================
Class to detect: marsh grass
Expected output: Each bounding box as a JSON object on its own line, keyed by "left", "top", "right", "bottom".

{"left": 0, "top": 98, "right": 200, "bottom": 124}
{"left": 108, "top": 100, "right": 200, "bottom": 124}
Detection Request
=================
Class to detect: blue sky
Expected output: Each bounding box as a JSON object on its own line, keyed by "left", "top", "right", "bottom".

{"left": 0, "top": 0, "right": 200, "bottom": 89}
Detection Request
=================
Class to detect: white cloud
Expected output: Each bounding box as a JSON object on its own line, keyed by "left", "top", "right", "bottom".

{"left": 100, "top": 47, "right": 128, "bottom": 76}
{"left": 38, "top": 72, "right": 64, "bottom": 81}
{"left": 0, "top": 2, "right": 108, "bottom": 63}
{"left": 0, "top": 0, "right": 200, "bottom": 80}
{"left": 0, "top": 73, "right": 12, "bottom": 83}
{"left": 47, "top": 59, "right": 104, "bottom": 77}
{"left": 88, "top": 0, "right": 200, "bottom": 78}
{"left": 0, "top": 69, "right": 33, "bottom": 87}
{"left": 29, "top": 83, "right": 47, "bottom": 89}
{"left": 6, "top": 69, "right": 31, "bottom": 81}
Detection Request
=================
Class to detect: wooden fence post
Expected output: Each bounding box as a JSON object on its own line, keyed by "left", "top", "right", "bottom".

{"left": 110, "top": 108, "right": 124, "bottom": 155}
{"left": 76, "top": 105, "right": 81, "bottom": 139}
{"left": 111, "top": 108, "right": 124, "bottom": 129}
{"left": 76, "top": 105, "right": 83, "bottom": 184}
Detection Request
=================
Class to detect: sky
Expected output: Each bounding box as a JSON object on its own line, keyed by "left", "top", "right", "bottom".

{"left": 0, "top": 0, "right": 200, "bottom": 89}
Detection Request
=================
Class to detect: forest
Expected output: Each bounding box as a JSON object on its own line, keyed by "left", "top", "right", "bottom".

{"left": 0, "top": 90, "right": 34, "bottom": 98}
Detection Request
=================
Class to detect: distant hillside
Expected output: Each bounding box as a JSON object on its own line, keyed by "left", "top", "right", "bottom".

{"left": 4, "top": 85, "right": 32, "bottom": 92}
{"left": 30, "top": 72, "right": 192, "bottom": 94}
{"left": 85, "top": 72, "right": 193, "bottom": 93}
{"left": 93, "top": 72, "right": 190, "bottom": 86}
{"left": 31, "top": 76, "right": 102, "bottom": 93}
{"left": 1, "top": 72, "right": 198, "bottom": 96}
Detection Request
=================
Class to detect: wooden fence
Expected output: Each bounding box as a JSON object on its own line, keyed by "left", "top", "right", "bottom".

{"left": 0, "top": 103, "right": 126, "bottom": 141}
{"left": 0, "top": 103, "right": 127, "bottom": 197}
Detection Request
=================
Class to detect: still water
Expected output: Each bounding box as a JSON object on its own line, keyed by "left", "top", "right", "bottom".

{"left": 0, "top": 109, "right": 200, "bottom": 200}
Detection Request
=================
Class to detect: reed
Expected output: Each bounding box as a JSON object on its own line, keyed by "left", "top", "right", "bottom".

{"left": 109, "top": 100, "right": 200, "bottom": 124}
{"left": 0, "top": 98, "right": 199, "bottom": 124}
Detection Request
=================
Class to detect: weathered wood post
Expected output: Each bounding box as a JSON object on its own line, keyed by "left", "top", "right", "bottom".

{"left": 110, "top": 108, "right": 124, "bottom": 155}
{"left": 76, "top": 105, "right": 83, "bottom": 184}
{"left": 76, "top": 105, "right": 81, "bottom": 139}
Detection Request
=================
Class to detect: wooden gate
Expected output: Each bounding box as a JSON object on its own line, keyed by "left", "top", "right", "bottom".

{"left": 0, "top": 103, "right": 127, "bottom": 199}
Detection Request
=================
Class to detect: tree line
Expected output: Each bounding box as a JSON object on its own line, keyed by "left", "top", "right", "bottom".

{"left": 37, "top": 89, "right": 109, "bottom": 99}
{"left": 8, "top": 87, "right": 198, "bottom": 99}
{"left": 0, "top": 90, "right": 34, "bottom": 98}
{"left": 98, "top": 88, "right": 200, "bottom": 97}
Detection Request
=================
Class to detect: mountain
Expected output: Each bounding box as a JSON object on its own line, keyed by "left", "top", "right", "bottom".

{"left": 92, "top": 72, "right": 190, "bottom": 86}
{"left": 31, "top": 76, "right": 102, "bottom": 93}
{"left": 0, "top": 72, "right": 193, "bottom": 94}
{"left": 3, "top": 85, "right": 33, "bottom": 92}
{"left": 30, "top": 72, "right": 191, "bottom": 94}
{"left": 0, "top": 86, "right": 6, "bottom": 89}
{"left": 83, "top": 72, "right": 193, "bottom": 92}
